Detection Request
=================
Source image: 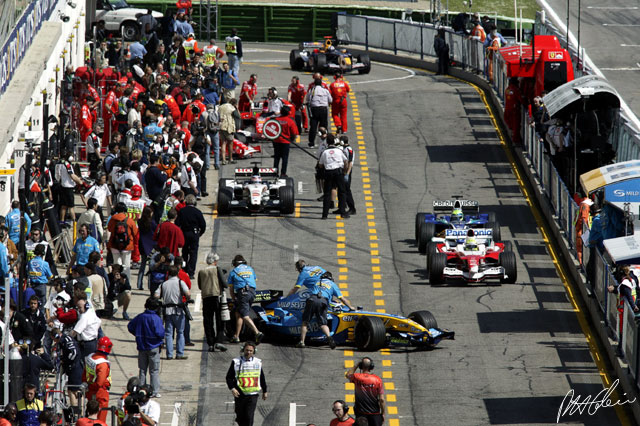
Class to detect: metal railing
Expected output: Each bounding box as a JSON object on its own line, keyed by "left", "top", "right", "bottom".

{"left": 337, "top": 11, "right": 640, "bottom": 391}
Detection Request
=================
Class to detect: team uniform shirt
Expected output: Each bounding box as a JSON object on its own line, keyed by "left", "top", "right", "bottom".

{"left": 272, "top": 115, "right": 299, "bottom": 145}
{"left": 180, "top": 163, "right": 198, "bottom": 190}
{"left": 27, "top": 256, "right": 53, "bottom": 285}
{"left": 73, "top": 308, "right": 101, "bottom": 341}
{"left": 319, "top": 147, "right": 348, "bottom": 170}
{"left": 307, "top": 81, "right": 329, "bottom": 91}
{"left": 239, "top": 81, "right": 258, "bottom": 107}
{"left": 55, "top": 162, "right": 78, "bottom": 188}
{"left": 348, "top": 373, "right": 384, "bottom": 415}
{"left": 343, "top": 145, "right": 355, "bottom": 171}
{"left": 84, "top": 183, "right": 112, "bottom": 208}
{"left": 288, "top": 82, "right": 307, "bottom": 107}
{"left": 86, "top": 133, "right": 101, "bottom": 155}
{"left": 227, "top": 264, "right": 257, "bottom": 291}
{"left": 6, "top": 207, "right": 31, "bottom": 245}
{"left": 266, "top": 97, "right": 283, "bottom": 115}
{"left": 116, "top": 189, "right": 132, "bottom": 206}
{"left": 329, "top": 80, "right": 351, "bottom": 105}
{"left": 312, "top": 278, "right": 343, "bottom": 301}
{"left": 72, "top": 236, "right": 101, "bottom": 266}
{"left": 295, "top": 266, "right": 326, "bottom": 290}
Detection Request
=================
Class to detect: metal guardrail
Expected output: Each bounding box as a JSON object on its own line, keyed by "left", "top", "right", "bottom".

{"left": 338, "top": 11, "right": 640, "bottom": 391}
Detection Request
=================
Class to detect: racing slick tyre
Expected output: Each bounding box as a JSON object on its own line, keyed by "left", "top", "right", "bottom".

{"left": 426, "top": 241, "right": 438, "bottom": 271}
{"left": 286, "top": 177, "right": 295, "bottom": 189}
{"left": 121, "top": 21, "right": 140, "bottom": 41}
{"left": 414, "top": 213, "right": 427, "bottom": 241}
{"left": 217, "top": 179, "right": 233, "bottom": 215}
{"left": 314, "top": 53, "right": 327, "bottom": 72}
{"left": 501, "top": 241, "right": 513, "bottom": 253}
{"left": 290, "top": 49, "right": 304, "bottom": 70}
{"left": 279, "top": 185, "right": 295, "bottom": 215}
{"left": 429, "top": 253, "right": 447, "bottom": 285}
{"left": 485, "top": 221, "right": 501, "bottom": 242}
{"left": 499, "top": 251, "right": 517, "bottom": 284}
{"left": 418, "top": 222, "right": 435, "bottom": 254}
{"left": 355, "top": 316, "right": 386, "bottom": 351}
{"left": 487, "top": 212, "right": 497, "bottom": 223}
{"left": 357, "top": 54, "right": 371, "bottom": 74}
{"left": 408, "top": 310, "right": 438, "bottom": 329}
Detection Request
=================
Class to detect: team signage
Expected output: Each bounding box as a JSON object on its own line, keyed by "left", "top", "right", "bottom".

{"left": 605, "top": 179, "right": 640, "bottom": 204}
{"left": 0, "top": 0, "right": 57, "bottom": 95}
{"left": 445, "top": 229, "right": 492, "bottom": 237}
{"left": 263, "top": 119, "right": 282, "bottom": 140}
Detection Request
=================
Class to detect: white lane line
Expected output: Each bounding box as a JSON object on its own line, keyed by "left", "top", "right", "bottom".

{"left": 244, "top": 59, "right": 288, "bottom": 63}
{"left": 243, "top": 48, "right": 289, "bottom": 53}
{"left": 349, "top": 62, "right": 416, "bottom": 86}
{"left": 588, "top": 5, "right": 638, "bottom": 9}
{"left": 171, "top": 402, "right": 181, "bottom": 426}
{"left": 600, "top": 67, "right": 640, "bottom": 71}
{"left": 603, "top": 23, "right": 640, "bottom": 27}
{"left": 289, "top": 402, "right": 296, "bottom": 426}
{"left": 538, "top": 0, "right": 640, "bottom": 132}
{"left": 293, "top": 244, "right": 299, "bottom": 263}
{"left": 297, "top": 181, "right": 303, "bottom": 194}
{"left": 194, "top": 293, "right": 202, "bottom": 312}
{"left": 621, "top": 44, "right": 640, "bottom": 47}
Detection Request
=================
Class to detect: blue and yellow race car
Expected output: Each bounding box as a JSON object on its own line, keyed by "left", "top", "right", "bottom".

{"left": 415, "top": 198, "right": 500, "bottom": 254}
{"left": 229, "top": 290, "right": 454, "bottom": 351}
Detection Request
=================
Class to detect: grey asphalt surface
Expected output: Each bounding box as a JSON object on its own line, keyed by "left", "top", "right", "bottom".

{"left": 196, "top": 42, "right": 629, "bottom": 425}
{"left": 541, "top": 0, "right": 640, "bottom": 123}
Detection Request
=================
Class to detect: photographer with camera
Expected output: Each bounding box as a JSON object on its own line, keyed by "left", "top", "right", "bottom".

{"left": 108, "top": 264, "right": 132, "bottom": 320}
{"left": 123, "top": 384, "right": 160, "bottom": 425}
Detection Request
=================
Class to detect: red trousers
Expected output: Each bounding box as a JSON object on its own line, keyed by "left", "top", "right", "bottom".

{"left": 331, "top": 101, "right": 348, "bottom": 132}
{"left": 132, "top": 231, "right": 140, "bottom": 263}
{"left": 238, "top": 100, "right": 251, "bottom": 114}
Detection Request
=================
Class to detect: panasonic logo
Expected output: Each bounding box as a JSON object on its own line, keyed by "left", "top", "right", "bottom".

{"left": 613, "top": 189, "right": 640, "bottom": 197}
{"left": 445, "top": 229, "right": 492, "bottom": 236}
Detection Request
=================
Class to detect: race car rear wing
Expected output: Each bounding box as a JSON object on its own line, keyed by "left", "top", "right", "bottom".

{"left": 444, "top": 228, "right": 493, "bottom": 243}
{"left": 234, "top": 167, "right": 279, "bottom": 178}
{"left": 299, "top": 41, "right": 324, "bottom": 50}
{"left": 433, "top": 199, "right": 479, "bottom": 213}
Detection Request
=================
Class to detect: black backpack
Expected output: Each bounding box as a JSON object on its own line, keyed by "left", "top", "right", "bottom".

{"left": 113, "top": 218, "right": 130, "bottom": 249}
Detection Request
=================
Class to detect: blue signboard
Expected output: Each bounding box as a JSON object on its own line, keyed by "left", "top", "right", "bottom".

{"left": 0, "top": 0, "right": 57, "bottom": 95}
{"left": 604, "top": 179, "right": 640, "bottom": 204}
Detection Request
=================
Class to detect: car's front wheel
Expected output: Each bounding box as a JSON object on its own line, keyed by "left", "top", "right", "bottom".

{"left": 121, "top": 21, "right": 140, "bottom": 41}
{"left": 408, "top": 310, "right": 438, "bottom": 329}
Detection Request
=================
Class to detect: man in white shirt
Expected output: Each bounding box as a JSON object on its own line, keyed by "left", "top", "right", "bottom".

{"left": 305, "top": 79, "right": 332, "bottom": 148}
{"left": 128, "top": 101, "right": 143, "bottom": 129}
{"left": 71, "top": 293, "right": 102, "bottom": 358}
{"left": 318, "top": 136, "right": 348, "bottom": 219}
{"left": 138, "top": 384, "right": 161, "bottom": 425}
{"left": 77, "top": 198, "right": 104, "bottom": 243}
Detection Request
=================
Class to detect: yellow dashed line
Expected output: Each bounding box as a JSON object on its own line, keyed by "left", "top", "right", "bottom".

{"left": 382, "top": 360, "right": 392, "bottom": 367}
{"left": 295, "top": 202, "right": 301, "bottom": 218}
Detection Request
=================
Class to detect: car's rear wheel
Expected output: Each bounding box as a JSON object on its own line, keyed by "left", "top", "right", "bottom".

{"left": 217, "top": 180, "right": 233, "bottom": 215}
{"left": 354, "top": 316, "right": 386, "bottom": 351}
{"left": 487, "top": 212, "right": 497, "bottom": 223}
{"left": 121, "top": 21, "right": 140, "bottom": 41}
{"left": 426, "top": 241, "right": 438, "bottom": 271}
{"left": 408, "top": 310, "right": 438, "bottom": 329}
{"left": 500, "top": 252, "right": 517, "bottom": 284}
{"left": 414, "top": 212, "right": 427, "bottom": 241}
{"left": 286, "top": 177, "right": 295, "bottom": 189}
{"left": 429, "top": 253, "right": 447, "bottom": 284}
{"left": 279, "top": 186, "right": 295, "bottom": 214}
{"left": 358, "top": 54, "right": 371, "bottom": 74}
{"left": 418, "top": 222, "right": 435, "bottom": 254}
{"left": 290, "top": 49, "right": 304, "bottom": 70}
{"left": 315, "top": 53, "right": 327, "bottom": 72}
{"left": 485, "top": 221, "right": 501, "bottom": 242}
{"left": 502, "top": 241, "right": 513, "bottom": 253}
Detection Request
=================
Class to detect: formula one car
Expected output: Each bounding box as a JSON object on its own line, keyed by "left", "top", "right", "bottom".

{"left": 415, "top": 198, "right": 499, "bottom": 254}
{"left": 426, "top": 229, "right": 517, "bottom": 284}
{"left": 217, "top": 164, "right": 295, "bottom": 215}
{"left": 237, "top": 99, "right": 297, "bottom": 144}
{"left": 228, "top": 289, "right": 454, "bottom": 351}
{"left": 289, "top": 38, "right": 371, "bottom": 74}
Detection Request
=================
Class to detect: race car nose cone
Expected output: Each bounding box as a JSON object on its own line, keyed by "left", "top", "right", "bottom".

{"left": 470, "top": 265, "right": 479, "bottom": 274}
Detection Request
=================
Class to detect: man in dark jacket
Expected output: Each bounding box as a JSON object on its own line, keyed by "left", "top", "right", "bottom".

{"left": 127, "top": 297, "right": 165, "bottom": 397}
{"left": 176, "top": 194, "right": 206, "bottom": 278}
{"left": 21, "top": 295, "right": 46, "bottom": 349}
{"left": 434, "top": 29, "right": 450, "bottom": 75}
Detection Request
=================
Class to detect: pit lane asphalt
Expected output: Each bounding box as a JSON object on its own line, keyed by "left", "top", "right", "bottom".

{"left": 196, "top": 43, "right": 628, "bottom": 426}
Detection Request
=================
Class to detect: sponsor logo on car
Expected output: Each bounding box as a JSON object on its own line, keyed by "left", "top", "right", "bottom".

{"left": 445, "top": 229, "right": 492, "bottom": 237}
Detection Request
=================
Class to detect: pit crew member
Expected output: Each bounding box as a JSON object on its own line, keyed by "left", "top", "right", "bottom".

{"left": 288, "top": 76, "right": 308, "bottom": 133}
{"left": 286, "top": 260, "right": 326, "bottom": 296}
{"left": 238, "top": 74, "right": 258, "bottom": 113}
{"left": 329, "top": 71, "right": 351, "bottom": 134}
{"left": 346, "top": 357, "right": 386, "bottom": 426}
{"left": 227, "top": 255, "right": 264, "bottom": 344}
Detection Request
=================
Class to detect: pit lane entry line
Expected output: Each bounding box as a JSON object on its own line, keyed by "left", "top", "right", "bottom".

{"left": 457, "top": 73, "right": 633, "bottom": 425}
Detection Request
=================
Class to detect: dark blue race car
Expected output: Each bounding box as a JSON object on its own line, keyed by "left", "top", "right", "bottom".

{"left": 415, "top": 198, "right": 500, "bottom": 254}
{"left": 290, "top": 38, "right": 371, "bottom": 74}
{"left": 230, "top": 289, "right": 454, "bottom": 351}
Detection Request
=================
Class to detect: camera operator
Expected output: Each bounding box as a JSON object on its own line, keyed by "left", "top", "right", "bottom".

{"left": 124, "top": 384, "right": 160, "bottom": 425}
{"left": 108, "top": 264, "right": 132, "bottom": 320}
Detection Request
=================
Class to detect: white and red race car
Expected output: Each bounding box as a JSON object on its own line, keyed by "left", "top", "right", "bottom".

{"left": 217, "top": 164, "right": 295, "bottom": 215}
{"left": 426, "top": 229, "right": 517, "bottom": 285}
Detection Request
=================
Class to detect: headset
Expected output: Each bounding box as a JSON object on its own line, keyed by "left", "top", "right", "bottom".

{"left": 358, "top": 357, "right": 375, "bottom": 371}
{"left": 333, "top": 399, "right": 349, "bottom": 415}
{"left": 241, "top": 341, "right": 257, "bottom": 354}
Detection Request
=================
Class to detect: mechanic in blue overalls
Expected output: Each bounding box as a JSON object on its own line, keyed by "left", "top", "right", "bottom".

{"left": 228, "top": 254, "right": 264, "bottom": 344}
{"left": 27, "top": 244, "right": 53, "bottom": 306}
{"left": 6, "top": 200, "right": 32, "bottom": 245}
{"left": 296, "top": 271, "right": 354, "bottom": 349}
{"left": 286, "top": 259, "right": 326, "bottom": 297}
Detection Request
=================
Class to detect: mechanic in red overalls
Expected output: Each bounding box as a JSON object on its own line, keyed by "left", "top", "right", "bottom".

{"left": 84, "top": 336, "right": 113, "bottom": 423}
{"left": 329, "top": 71, "right": 351, "bottom": 134}
{"left": 239, "top": 74, "right": 258, "bottom": 114}
{"left": 288, "top": 76, "right": 308, "bottom": 133}
{"left": 271, "top": 105, "right": 299, "bottom": 178}
{"left": 80, "top": 96, "right": 94, "bottom": 144}
{"left": 504, "top": 77, "right": 522, "bottom": 144}
{"left": 103, "top": 83, "right": 120, "bottom": 144}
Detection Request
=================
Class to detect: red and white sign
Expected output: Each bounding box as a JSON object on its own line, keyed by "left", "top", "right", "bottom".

{"left": 548, "top": 51, "right": 564, "bottom": 60}
{"left": 263, "top": 119, "right": 282, "bottom": 140}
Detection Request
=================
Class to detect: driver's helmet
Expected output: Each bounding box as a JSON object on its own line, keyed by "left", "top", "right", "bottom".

{"left": 251, "top": 175, "right": 262, "bottom": 184}
{"left": 465, "top": 230, "right": 478, "bottom": 250}
{"left": 451, "top": 208, "right": 464, "bottom": 222}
